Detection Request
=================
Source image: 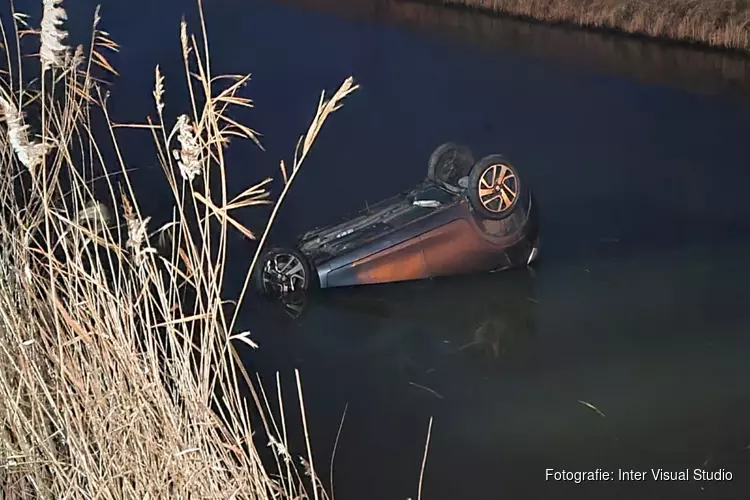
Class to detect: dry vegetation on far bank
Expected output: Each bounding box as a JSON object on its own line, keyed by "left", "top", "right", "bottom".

{"left": 438, "top": 0, "right": 750, "bottom": 50}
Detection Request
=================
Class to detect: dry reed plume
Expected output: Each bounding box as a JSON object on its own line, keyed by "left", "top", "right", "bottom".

{"left": 438, "top": 0, "right": 750, "bottom": 50}
{"left": 0, "top": 0, "right": 358, "bottom": 497}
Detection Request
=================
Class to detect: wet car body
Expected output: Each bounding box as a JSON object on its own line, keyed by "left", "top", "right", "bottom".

{"left": 254, "top": 144, "right": 540, "bottom": 294}
{"left": 300, "top": 180, "right": 539, "bottom": 288}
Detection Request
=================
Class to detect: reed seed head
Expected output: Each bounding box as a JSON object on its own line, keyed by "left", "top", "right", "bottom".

{"left": 0, "top": 95, "right": 48, "bottom": 171}
{"left": 172, "top": 114, "right": 203, "bottom": 183}
{"left": 40, "top": 0, "right": 70, "bottom": 71}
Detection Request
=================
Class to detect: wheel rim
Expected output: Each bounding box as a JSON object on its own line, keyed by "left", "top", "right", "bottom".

{"left": 262, "top": 253, "right": 307, "bottom": 295}
{"left": 477, "top": 163, "right": 518, "bottom": 214}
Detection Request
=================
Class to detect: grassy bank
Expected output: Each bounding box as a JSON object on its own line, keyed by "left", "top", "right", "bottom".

{"left": 437, "top": 0, "right": 750, "bottom": 50}
{"left": 0, "top": 0, "right": 356, "bottom": 497}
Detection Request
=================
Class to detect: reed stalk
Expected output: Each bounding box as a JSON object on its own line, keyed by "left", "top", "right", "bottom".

{"left": 0, "top": 1, "right": 356, "bottom": 497}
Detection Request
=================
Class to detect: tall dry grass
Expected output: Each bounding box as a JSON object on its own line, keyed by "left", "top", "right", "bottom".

{"left": 438, "top": 0, "right": 750, "bottom": 50}
{"left": 0, "top": 0, "right": 357, "bottom": 497}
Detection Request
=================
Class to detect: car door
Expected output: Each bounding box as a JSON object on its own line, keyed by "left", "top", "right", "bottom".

{"left": 325, "top": 235, "right": 431, "bottom": 287}
{"left": 420, "top": 214, "right": 508, "bottom": 277}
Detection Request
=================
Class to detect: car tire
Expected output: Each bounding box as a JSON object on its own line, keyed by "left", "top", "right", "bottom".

{"left": 467, "top": 154, "right": 523, "bottom": 221}
{"left": 252, "top": 246, "right": 315, "bottom": 296}
{"left": 427, "top": 142, "right": 475, "bottom": 189}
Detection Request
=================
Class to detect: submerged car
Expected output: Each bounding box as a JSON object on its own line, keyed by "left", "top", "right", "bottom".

{"left": 253, "top": 143, "right": 540, "bottom": 295}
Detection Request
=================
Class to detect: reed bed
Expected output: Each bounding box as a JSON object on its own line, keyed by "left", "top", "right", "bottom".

{"left": 0, "top": 0, "right": 357, "bottom": 497}
{"left": 438, "top": 0, "right": 750, "bottom": 50}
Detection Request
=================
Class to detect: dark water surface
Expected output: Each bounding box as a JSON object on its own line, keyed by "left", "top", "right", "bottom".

{"left": 42, "top": 0, "right": 750, "bottom": 497}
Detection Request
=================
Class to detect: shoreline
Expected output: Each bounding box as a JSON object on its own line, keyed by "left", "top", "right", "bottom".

{"left": 429, "top": 0, "right": 750, "bottom": 52}
{"left": 275, "top": 0, "right": 750, "bottom": 99}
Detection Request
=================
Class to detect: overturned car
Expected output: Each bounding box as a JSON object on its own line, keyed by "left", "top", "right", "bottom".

{"left": 252, "top": 143, "right": 540, "bottom": 295}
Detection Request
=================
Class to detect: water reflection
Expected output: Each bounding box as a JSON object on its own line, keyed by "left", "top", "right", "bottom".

{"left": 276, "top": 0, "right": 750, "bottom": 101}
{"left": 266, "top": 268, "right": 537, "bottom": 370}
{"left": 246, "top": 245, "right": 750, "bottom": 499}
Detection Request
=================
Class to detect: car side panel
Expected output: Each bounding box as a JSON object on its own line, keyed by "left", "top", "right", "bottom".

{"left": 420, "top": 197, "right": 538, "bottom": 277}
{"left": 420, "top": 218, "right": 511, "bottom": 277}
{"left": 324, "top": 234, "right": 430, "bottom": 287}
{"left": 317, "top": 202, "right": 462, "bottom": 271}
{"left": 318, "top": 203, "right": 465, "bottom": 288}
{"left": 318, "top": 196, "right": 537, "bottom": 287}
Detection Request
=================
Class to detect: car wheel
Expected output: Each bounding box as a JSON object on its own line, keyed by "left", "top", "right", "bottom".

{"left": 467, "top": 154, "right": 522, "bottom": 221}
{"left": 253, "top": 247, "right": 315, "bottom": 296}
{"left": 427, "top": 142, "right": 474, "bottom": 190}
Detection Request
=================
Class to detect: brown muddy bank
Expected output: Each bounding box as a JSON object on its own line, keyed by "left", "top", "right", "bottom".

{"left": 437, "top": 0, "right": 750, "bottom": 51}
{"left": 275, "top": 0, "right": 750, "bottom": 100}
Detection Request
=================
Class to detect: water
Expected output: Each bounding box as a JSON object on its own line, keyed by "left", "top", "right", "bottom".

{"left": 41, "top": 0, "right": 750, "bottom": 497}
